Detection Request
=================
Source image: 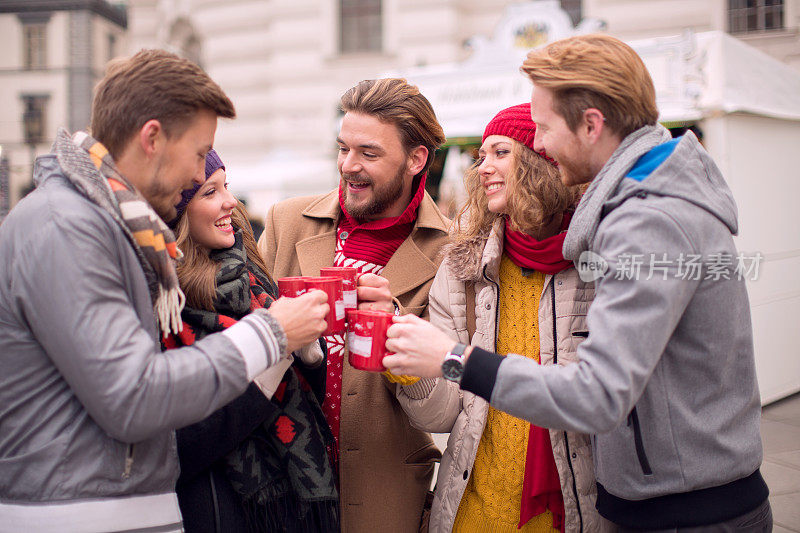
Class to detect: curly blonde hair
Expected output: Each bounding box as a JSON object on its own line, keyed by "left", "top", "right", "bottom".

{"left": 454, "top": 140, "right": 579, "bottom": 240}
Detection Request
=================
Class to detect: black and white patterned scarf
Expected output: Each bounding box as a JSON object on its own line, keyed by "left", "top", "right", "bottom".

{"left": 167, "top": 231, "right": 340, "bottom": 533}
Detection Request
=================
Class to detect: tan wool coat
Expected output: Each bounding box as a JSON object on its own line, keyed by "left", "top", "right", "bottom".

{"left": 397, "top": 220, "right": 616, "bottom": 533}
{"left": 257, "top": 189, "right": 452, "bottom": 533}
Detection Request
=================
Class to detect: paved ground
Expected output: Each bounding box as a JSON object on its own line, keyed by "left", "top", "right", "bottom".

{"left": 762, "top": 392, "right": 800, "bottom": 531}
{"left": 430, "top": 391, "right": 800, "bottom": 530}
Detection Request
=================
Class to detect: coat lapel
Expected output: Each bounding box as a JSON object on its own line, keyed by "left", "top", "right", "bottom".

{"left": 294, "top": 191, "right": 339, "bottom": 276}
{"left": 296, "top": 231, "right": 337, "bottom": 276}
{"left": 381, "top": 192, "right": 449, "bottom": 299}
{"left": 381, "top": 234, "right": 439, "bottom": 298}
{"left": 293, "top": 189, "right": 449, "bottom": 295}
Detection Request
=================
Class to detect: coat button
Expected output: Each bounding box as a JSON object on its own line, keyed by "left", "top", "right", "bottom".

{"left": 485, "top": 303, "right": 491, "bottom": 310}
{"left": 463, "top": 470, "right": 468, "bottom": 480}
{"left": 572, "top": 452, "right": 577, "bottom": 459}
{"left": 340, "top": 231, "right": 349, "bottom": 240}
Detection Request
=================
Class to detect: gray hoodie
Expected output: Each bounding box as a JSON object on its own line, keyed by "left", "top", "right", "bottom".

{"left": 463, "top": 128, "right": 765, "bottom": 527}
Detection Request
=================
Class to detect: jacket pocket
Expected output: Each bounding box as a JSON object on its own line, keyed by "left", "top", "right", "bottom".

{"left": 571, "top": 331, "right": 589, "bottom": 338}
{"left": 627, "top": 407, "right": 652, "bottom": 475}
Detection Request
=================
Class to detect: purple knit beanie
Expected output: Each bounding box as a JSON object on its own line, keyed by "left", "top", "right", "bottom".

{"left": 482, "top": 103, "right": 556, "bottom": 166}
{"left": 168, "top": 149, "right": 225, "bottom": 228}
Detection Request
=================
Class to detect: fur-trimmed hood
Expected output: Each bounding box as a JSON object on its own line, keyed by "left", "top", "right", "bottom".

{"left": 442, "top": 219, "right": 504, "bottom": 283}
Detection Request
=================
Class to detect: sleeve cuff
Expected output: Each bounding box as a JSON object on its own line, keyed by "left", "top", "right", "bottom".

{"left": 382, "top": 370, "right": 420, "bottom": 385}
{"left": 460, "top": 347, "right": 504, "bottom": 402}
{"left": 401, "top": 378, "right": 438, "bottom": 399}
{"left": 221, "top": 310, "right": 287, "bottom": 380}
{"left": 295, "top": 339, "right": 324, "bottom": 368}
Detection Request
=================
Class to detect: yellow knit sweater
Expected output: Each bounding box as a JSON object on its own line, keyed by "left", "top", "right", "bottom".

{"left": 453, "top": 255, "right": 558, "bottom": 532}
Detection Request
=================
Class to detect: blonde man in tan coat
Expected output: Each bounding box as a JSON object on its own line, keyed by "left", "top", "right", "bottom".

{"left": 257, "top": 78, "right": 451, "bottom": 532}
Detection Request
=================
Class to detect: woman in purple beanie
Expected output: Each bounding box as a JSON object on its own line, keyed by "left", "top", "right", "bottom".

{"left": 164, "top": 150, "right": 339, "bottom": 533}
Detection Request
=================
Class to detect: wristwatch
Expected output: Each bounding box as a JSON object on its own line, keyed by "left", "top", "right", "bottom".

{"left": 441, "top": 343, "right": 468, "bottom": 384}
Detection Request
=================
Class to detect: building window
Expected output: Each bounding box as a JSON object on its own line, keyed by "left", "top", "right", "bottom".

{"left": 729, "top": 0, "right": 784, "bottom": 33}
{"left": 108, "top": 33, "right": 117, "bottom": 63}
{"left": 23, "top": 23, "right": 47, "bottom": 69}
{"left": 560, "top": 0, "right": 582, "bottom": 27}
{"left": 21, "top": 95, "right": 49, "bottom": 146}
{"left": 339, "top": 0, "right": 382, "bottom": 53}
{"left": 168, "top": 18, "right": 202, "bottom": 66}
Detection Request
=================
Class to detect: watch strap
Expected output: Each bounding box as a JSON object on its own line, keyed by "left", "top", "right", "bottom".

{"left": 448, "top": 342, "right": 468, "bottom": 358}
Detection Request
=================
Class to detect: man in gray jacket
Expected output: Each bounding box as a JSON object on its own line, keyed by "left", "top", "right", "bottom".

{"left": 0, "top": 49, "right": 327, "bottom": 532}
{"left": 384, "top": 34, "right": 770, "bottom": 531}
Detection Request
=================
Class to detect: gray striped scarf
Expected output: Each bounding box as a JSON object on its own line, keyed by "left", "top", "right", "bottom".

{"left": 563, "top": 124, "right": 673, "bottom": 261}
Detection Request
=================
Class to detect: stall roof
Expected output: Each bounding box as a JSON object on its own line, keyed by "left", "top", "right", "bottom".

{"left": 387, "top": 1, "right": 800, "bottom": 137}
{"left": 695, "top": 31, "right": 800, "bottom": 121}
{"left": 629, "top": 31, "right": 800, "bottom": 123}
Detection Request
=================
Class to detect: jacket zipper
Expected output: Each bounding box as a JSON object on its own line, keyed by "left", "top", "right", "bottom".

{"left": 627, "top": 407, "right": 653, "bottom": 475}
{"left": 551, "top": 275, "right": 583, "bottom": 531}
{"left": 210, "top": 471, "right": 222, "bottom": 533}
{"left": 122, "top": 444, "right": 134, "bottom": 479}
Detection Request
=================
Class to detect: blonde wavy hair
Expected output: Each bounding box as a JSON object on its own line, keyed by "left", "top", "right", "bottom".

{"left": 174, "top": 202, "right": 273, "bottom": 311}
{"left": 454, "top": 140, "right": 579, "bottom": 240}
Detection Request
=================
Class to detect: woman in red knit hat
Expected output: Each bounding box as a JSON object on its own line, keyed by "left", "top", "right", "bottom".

{"left": 397, "top": 104, "right": 613, "bottom": 532}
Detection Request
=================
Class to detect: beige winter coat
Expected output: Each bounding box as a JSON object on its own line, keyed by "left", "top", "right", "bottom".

{"left": 258, "top": 190, "right": 451, "bottom": 533}
{"left": 398, "top": 219, "right": 615, "bottom": 533}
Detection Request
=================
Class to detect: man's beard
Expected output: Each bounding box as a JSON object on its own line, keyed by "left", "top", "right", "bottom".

{"left": 341, "top": 162, "right": 407, "bottom": 221}
{"left": 143, "top": 159, "right": 180, "bottom": 222}
{"left": 555, "top": 150, "right": 594, "bottom": 187}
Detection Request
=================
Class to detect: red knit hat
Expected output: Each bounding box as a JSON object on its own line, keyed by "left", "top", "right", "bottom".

{"left": 482, "top": 103, "right": 556, "bottom": 166}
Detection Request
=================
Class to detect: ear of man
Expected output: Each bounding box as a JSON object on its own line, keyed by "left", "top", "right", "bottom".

{"left": 115, "top": 119, "right": 166, "bottom": 189}
{"left": 407, "top": 145, "right": 429, "bottom": 176}
{"left": 138, "top": 119, "right": 166, "bottom": 159}
{"left": 582, "top": 108, "right": 606, "bottom": 145}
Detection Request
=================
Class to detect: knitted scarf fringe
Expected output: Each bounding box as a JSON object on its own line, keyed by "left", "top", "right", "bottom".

{"left": 157, "top": 285, "right": 186, "bottom": 335}
{"left": 242, "top": 484, "right": 340, "bottom": 533}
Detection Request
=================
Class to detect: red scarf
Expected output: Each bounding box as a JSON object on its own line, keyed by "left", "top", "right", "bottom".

{"left": 320, "top": 175, "right": 426, "bottom": 458}
{"left": 503, "top": 213, "right": 572, "bottom": 531}
{"left": 502, "top": 212, "right": 573, "bottom": 275}
{"left": 336, "top": 174, "right": 427, "bottom": 266}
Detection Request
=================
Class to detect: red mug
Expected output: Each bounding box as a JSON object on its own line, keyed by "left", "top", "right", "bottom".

{"left": 320, "top": 267, "right": 359, "bottom": 312}
{"left": 346, "top": 310, "right": 394, "bottom": 372}
{"left": 305, "top": 276, "right": 345, "bottom": 335}
{"left": 277, "top": 277, "right": 309, "bottom": 298}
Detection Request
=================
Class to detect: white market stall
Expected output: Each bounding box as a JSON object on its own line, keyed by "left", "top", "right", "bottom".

{"left": 390, "top": 1, "right": 800, "bottom": 403}
{"left": 223, "top": 149, "right": 334, "bottom": 225}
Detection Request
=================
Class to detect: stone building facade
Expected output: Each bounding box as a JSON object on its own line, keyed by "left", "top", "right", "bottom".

{"left": 125, "top": 0, "right": 799, "bottom": 218}
{"left": 0, "top": 0, "right": 127, "bottom": 215}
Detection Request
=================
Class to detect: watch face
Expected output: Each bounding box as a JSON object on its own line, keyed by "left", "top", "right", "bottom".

{"left": 442, "top": 358, "right": 463, "bottom": 381}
